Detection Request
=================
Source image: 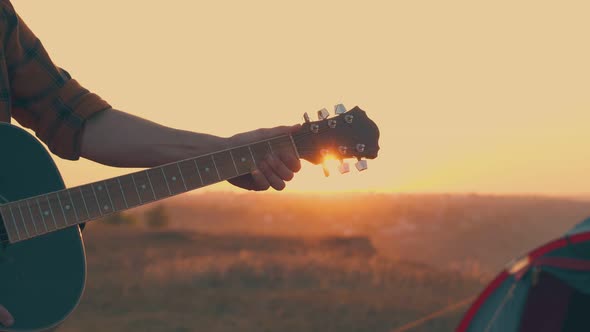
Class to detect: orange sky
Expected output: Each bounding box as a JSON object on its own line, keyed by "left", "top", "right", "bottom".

{"left": 11, "top": 1, "right": 590, "bottom": 195}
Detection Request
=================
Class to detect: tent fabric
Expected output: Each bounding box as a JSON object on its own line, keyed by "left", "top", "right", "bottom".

{"left": 457, "top": 217, "right": 590, "bottom": 332}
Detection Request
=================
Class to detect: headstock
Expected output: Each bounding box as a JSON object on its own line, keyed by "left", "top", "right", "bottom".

{"left": 292, "top": 104, "right": 380, "bottom": 176}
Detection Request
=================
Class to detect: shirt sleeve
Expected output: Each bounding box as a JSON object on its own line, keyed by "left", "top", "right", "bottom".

{"left": 1, "top": 1, "right": 112, "bottom": 160}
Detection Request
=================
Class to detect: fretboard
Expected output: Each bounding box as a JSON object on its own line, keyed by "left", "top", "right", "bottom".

{"left": 0, "top": 135, "right": 299, "bottom": 243}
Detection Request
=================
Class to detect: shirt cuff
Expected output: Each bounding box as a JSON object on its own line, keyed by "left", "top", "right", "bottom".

{"left": 49, "top": 78, "right": 112, "bottom": 160}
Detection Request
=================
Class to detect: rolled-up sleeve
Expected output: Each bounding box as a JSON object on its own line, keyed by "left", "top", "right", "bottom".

{"left": 2, "top": 1, "right": 111, "bottom": 160}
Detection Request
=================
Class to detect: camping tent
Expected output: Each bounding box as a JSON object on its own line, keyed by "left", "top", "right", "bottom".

{"left": 457, "top": 216, "right": 590, "bottom": 332}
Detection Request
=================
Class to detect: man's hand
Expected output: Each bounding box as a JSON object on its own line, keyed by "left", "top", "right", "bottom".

{"left": 0, "top": 304, "right": 14, "bottom": 327}
{"left": 227, "top": 125, "right": 301, "bottom": 191}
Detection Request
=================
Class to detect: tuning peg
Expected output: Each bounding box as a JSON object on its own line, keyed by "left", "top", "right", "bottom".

{"left": 355, "top": 159, "right": 368, "bottom": 172}
{"left": 303, "top": 112, "right": 311, "bottom": 123}
{"left": 334, "top": 104, "right": 347, "bottom": 115}
{"left": 322, "top": 162, "right": 330, "bottom": 177}
{"left": 317, "top": 108, "right": 330, "bottom": 120}
{"left": 338, "top": 160, "right": 350, "bottom": 174}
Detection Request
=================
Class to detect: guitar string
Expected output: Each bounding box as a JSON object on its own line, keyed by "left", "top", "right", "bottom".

{"left": 1, "top": 123, "right": 358, "bottom": 212}
{"left": 0, "top": 124, "right": 373, "bottom": 242}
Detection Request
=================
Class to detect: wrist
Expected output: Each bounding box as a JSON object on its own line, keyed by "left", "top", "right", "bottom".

{"left": 172, "top": 129, "right": 229, "bottom": 160}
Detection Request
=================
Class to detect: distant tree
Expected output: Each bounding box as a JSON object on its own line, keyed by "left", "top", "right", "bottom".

{"left": 145, "top": 204, "right": 169, "bottom": 228}
{"left": 103, "top": 212, "right": 137, "bottom": 226}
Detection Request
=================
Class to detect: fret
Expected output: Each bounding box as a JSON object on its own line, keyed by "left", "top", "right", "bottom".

{"left": 146, "top": 168, "right": 171, "bottom": 200}
{"left": 162, "top": 163, "right": 186, "bottom": 195}
{"left": 24, "top": 200, "right": 40, "bottom": 235}
{"left": 267, "top": 141, "right": 274, "bottom": 154}
{"left": 90, "top": 185, "right": 103, "bottom": 216}
{"left": 229, "top": 151, "right": 239, "bottom": 174}
{"left": 161, "top": 168, "right": 172, "bottom": 195}
{"left": 55, "top": 194, "right": 67, "bottom": 226}
{"left": 250, "top": 141, "right": 273, "bottom": 165}
{"left": 38, "top": 196, "right": 58, "bottom": 231}
{"left": 210, "top": 155, "right": 222, "bottom": 180}
{"left": 4, "top": 206, "right": 21, "bottom": 241}
{"left": 178, "top": 160, "right": 202, "bottom": 190}
{"left": 231, "top": 146, "right": 256, "bottom": 175}
{"left": 27, "top": 199, "right": 46, "bottom": 234}
{"left": 288, "top": 134, "right": 301, "bottom": 159}
{"left": 194, "top": 160, "right": 204, "bottom": 185}
{"left": 269, "top": 136, "right": 293, "bottom": 153}
{"left": 35, "top": 198, "right": 50, "bottom": 232}
{"left": 247, "top": 146, "right": 257, "bottom": 167}
{"left": 132, "top": 172, "right": 156, "bottom": 203}
{"left": 195, "top": 156, "right": 218, "bottom": 185}
{"left": 47, "top": 193, "right": 67, "bottom": 228}
{"left": 104, "top": 179, "right": 126, "bottom": 212}
{"left": 145, "top": 171, "right": 157, "bottom": 199}
{"left": 66, "top": 190, "right": 81, "bottom": 222}
{"left": 176, "top": 163, "right": 188, "bottom": 191}
{"left": 16, "top": 201, "right": 38, "bottom": 237}
{"left": 130, "top": 174, "right": 142, "bottom": 204}
{"left": 120, "top": 174, "right": 141, "bottom": 207}
{"left": 103, "top": 181, "right": 116, "bottom": 212}
{"left": 212, "top": 151, "right": 239, "bottom": 179}
{"left": 117, "top": 178, "right": 129, "bottom": 209}
{"left": 79, "top": 185, "right": 101, "bottom": 219}
{"left": 70, "top": 187, "right": 90, "bottom": 222}
{"left": 91, "top": 182, "right": 113, "bottom": 215}
{"left": 9, "top": 205, "right": 25, "bottom": 239}
{"left": 16, "top": 203, "right": 32, "bottom": 237}
{"left": 57, "top": 190, "right": 77, "bottom": 225}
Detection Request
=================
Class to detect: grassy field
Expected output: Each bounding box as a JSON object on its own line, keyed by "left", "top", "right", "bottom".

{"left": 56, "top": 193, "right": 590, "bottom": 331}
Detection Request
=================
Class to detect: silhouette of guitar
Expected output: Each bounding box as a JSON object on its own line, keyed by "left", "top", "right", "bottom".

{"left": 0, "top": 105, "right": 379, "bottom": 331}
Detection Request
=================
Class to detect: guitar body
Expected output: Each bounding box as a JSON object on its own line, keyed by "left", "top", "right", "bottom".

{"left": 0, "top": 123, "right": 86, "bottom": 331}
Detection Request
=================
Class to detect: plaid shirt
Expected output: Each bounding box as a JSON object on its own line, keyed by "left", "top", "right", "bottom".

{"left": 0, "top": 0, "right": 111, "bottom": 160}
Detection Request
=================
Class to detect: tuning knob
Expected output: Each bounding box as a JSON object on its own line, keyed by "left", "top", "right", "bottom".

{"left": 338, "top": 161, "right": 350, "bottom": 174}
{"left": 317, "top": 108, "right": 330, "bottom": 120}
{"left": 322, "top": 162, "right": 330, "bottom": 177}
{"left": 303, "top": 112, "right": 311, "bottom": 123}
{"left": 334, "top": 104, "right": 347, "bottom": 115}
{"left": 355, "top": 159, "right": 368, "bottom": 172}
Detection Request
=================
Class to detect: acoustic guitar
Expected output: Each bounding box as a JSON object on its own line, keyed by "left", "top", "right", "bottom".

{"left": 0, "top": 105, "right": 379, "bottom": 331}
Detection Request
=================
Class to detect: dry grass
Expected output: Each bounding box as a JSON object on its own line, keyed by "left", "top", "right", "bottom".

{"left": 57, "top": 224, "right": 481, "bottom": 332}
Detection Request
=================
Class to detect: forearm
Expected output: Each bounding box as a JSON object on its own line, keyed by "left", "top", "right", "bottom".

{"left": 80, "top": 109, "right": 228, "bottom": 167}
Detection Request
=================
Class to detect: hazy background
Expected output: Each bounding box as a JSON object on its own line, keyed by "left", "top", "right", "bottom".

{"left": 11, "top": 0, "right": 590, "bottom": 195}
{"left": 8, "top": 1, "right": 590, "bottom": 331}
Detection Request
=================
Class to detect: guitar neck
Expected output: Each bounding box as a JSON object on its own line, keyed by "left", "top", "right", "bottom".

{"left": 0, "top": 134, "right": 299, "bottom": 243}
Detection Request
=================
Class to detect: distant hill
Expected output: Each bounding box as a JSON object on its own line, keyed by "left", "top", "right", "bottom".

{"left": 123, "top": 193, "right": 590, "bottom": 276}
